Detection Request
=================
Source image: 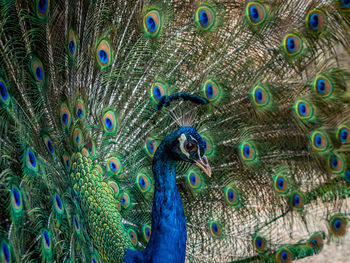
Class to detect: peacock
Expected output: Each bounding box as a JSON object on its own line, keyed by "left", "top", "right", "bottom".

{"left": 1, "top": 0, "right": 350, "bottom": 262}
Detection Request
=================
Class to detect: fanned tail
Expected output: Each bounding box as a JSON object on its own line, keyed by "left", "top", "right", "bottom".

{"left": 0, "top": 0, "right": 349, "bottom": 262}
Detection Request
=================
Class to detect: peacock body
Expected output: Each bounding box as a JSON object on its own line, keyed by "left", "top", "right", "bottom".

{"left": 0, "top": 0, "right": 350, "bottom": 262}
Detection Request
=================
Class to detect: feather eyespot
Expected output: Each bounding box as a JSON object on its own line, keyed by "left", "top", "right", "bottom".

{"left": 310, "top": 131, "right": 329, "bottom": 152}
{"left": 43, "top": 135, "right": 54, "bottom": 154}
{"left": 186, "top": 171, "right": 202, "bottom": 189}
{"left": 251, "top": 85, "right": 270, "bottom": 107}
{"left": 28, "top": 151, "right": 36, "bottom": 167}
{"left": 339, "top": 0, "right": 350, "bottom": 10}
{"left": 328, "top": 153, "right": 345, "bottom": 174}
{"left": 54, "top": 194, "right": 64, "bottom": 214}
{"left": 306, "top": 10, "right": 327, "bottom": 33}
{"left": 283, "top": 33, "right": 303, "bottom": 56}
{"left": 25, "top": 148, "right": 38, "bottom": 173}
{"left": 121, "top": 193, "right": 130, "bottom": 208}
{"left": 75, "top": 99, "right": 85, "bottom": 121}
{"left": 308, "top": 233, "right": 323, "bottom": 249}
{"left": 337, "top": 125, "right": 350, "bottom": 144}
{"left": 74, "top": 216, "right": 80, "bottom": 234}
{"left": 37, "top": 0, "right": 49, "bottom": 18}
{"left": 73, "top": 128, "right": 83, "bottom": 148}
{"left": 69, "top": 40, "right": 75, "bottom": 56}
{"left": 253, "top": 235, "right": 266, "bottom": 253}
{"left": 144, "top": 10, "right": 161, "bottom": 36}
{"left": 291, "top": 192, "right": 304, "bottom": 210}
{"left": 1, "top": 242, "right": 11, "bottom": 263}
{"left": 145, "top": 138, "right": 157, "bottom": 157}
{"left": 42, "top": 230, "right": 51, "bottom": 251}
{"left": 276, "top": 248, "right": 292, "bottom": 263}
{"left": 31, "top": 58, "right": 45, "bottom": 84}
{"left": 329, "top": 215, "right": 347, "bottom": 236}
{"left": 107, "top": 157, "right": 121, "bottom": 176}
{"left": 128, "top": 229, "right": 138, "bottom": 247}
{"left": 68, "top": 30, "right": 77, "bottom": 58}
{"left": 142, "top": 225, "right": 151, "bottom": 242}
{"left": 345, "top": 169, "right": 350, "bottom": 188}
{"left": 11, "top": 186, "right": 22, "bottom": 213}
{"left": 203, "top": 80, "right": 220, "bottom": 101}
{"left": 313, "top": 75, "right": 333, "bottom": 97}
{"left": 108, "top": 181, "right": 120, "bottom": 195}
{"left": 151, "top": 82, "right": 166, "bottom": 102}
{"left": 273, "top": 174, "right": 289, "bottom": 194}
{"left": 136, "top": 174, "right": 151, "bottom": 192}
{"left": 224, "top": 186, "right": 240, "bottom": 206}
{"left": 239, "top": 142, "right": 256, "bottom": 162}
{"left": 209, "top": 221, "right": 223, "bottom": 238}
{"left": 202, "top": 136, "right": 213, "bottom": 155}
{"left": 85, "top": 141, "right": 95, "bottom": 157}
{"left": 63, "top": 154, "right": 71, "bottom": 170}
{"left": 246, "top": 2, "right": 267, "bottom": 25}
{"left": 102, "top": 111, "right": 117, "bottom": 133}
{"left": 60, "top": 104, "right": 71, "bottom": 129}
{"left": 295, "top": 99, "right": 313, "bottom": 120}
{"left": 196, "top": 6, "right": 215, "bottom": 30}
{"left": 0, "top": 79, "right": 10, "bottom": 105}
{"left": 96, "top": 40, "right": 112, "bottom": 68}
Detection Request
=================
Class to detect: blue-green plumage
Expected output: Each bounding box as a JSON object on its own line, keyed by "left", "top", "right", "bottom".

{"left": 0, "top": 0, "right": 350, "bottom": 262}
{"left": 125, "top": 127, "right": 209, "bottom": 262}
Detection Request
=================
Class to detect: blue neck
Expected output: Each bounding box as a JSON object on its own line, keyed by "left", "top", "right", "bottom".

{"left": 124, "top": 141, "right": 187, "bottom": 263}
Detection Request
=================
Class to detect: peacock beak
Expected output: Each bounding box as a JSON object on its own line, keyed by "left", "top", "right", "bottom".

{"left": 194, "top": 155, "right": 211, "bottom": 177}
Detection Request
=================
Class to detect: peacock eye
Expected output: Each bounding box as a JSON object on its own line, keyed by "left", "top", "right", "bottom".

{"left": 184, "top": 141, "right": 197, "bottom": 152}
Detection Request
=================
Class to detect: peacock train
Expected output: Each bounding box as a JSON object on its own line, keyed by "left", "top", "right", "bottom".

{"left": 0, "top": 0, "right": 350, "bottom": 262}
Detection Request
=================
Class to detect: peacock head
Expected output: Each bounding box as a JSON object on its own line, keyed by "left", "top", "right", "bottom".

{"left": 155, "top": 92, "right": 211, "bottom": 176}
{"left": 168, "top": 126, "right": 211, "bottom": 177}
